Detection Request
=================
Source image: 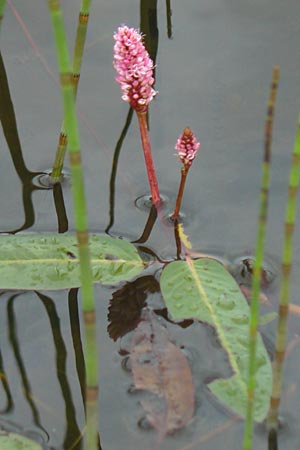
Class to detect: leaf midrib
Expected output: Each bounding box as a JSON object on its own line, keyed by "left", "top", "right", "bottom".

{"left": 0, "top": 258, "right": 142, "bottom": 265}
{"left": 185, "top": 257, "right": 247, "bottom": 396}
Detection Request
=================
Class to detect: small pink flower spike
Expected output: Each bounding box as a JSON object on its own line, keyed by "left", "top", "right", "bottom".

{"left": 175, "top": 127, "right": 200, "bottom": 166}
{"left": 113, "top": 25, "right": 157, "bottom": 112}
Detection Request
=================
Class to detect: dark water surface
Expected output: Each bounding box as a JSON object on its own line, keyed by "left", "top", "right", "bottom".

{"left": 0, "top": 0, "right": 300, "bottom": 449}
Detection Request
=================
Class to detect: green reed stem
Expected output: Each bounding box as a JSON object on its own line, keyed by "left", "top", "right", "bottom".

{"left": 172, "top": 164, "right": 189, "bottom": 220}
{"left": 47, "top": 2, "right": 98, "bottom": 450}
{"left": 267, "top": 116, "right": 300, "bottom": 431}
{"left": 51, "top": 0, "right": 92, "bottom": 183}
{"left": 0, "top": 0, "right": 6, "bottom": 28}
{"left": 136, "top": 110, "right": 161, "bottom": 205}
{"left": 84, "top": 313, "right": 99, "bottom": 450}
{"left": 243, "top": 65, "right": 280, "bottom": 450}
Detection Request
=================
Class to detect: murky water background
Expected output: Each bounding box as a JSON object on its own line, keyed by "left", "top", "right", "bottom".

{"left": 0, "top": 0, "right": 300, "bottom": 449}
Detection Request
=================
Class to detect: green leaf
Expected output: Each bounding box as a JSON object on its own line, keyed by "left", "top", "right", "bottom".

{"left": 0, "top": 432, "right": 42, "bottom": 450}
{"left": 160, "top": 257, "right": 272, "bottom": 422}
{"left": 0, "top": 234, "right": 144, "bottom": 290}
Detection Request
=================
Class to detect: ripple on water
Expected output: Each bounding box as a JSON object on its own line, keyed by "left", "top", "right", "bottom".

{"left": 134, "top": 193, "right": 170, "bottom": 211}
{"left": 32, "top": 169, "right": 70, "bottom": 189}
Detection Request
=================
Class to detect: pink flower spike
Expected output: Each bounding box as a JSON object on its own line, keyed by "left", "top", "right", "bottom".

{"left": 113, "top": 25, "right": 157, "bottom": 112}
{"left": 175, "top": 127, "right": 200, "bottom": 166}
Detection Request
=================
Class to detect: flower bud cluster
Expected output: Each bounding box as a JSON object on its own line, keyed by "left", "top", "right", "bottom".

{"left": 113, "top": 26, "right": 157, "bottom": 112}
{"left": 175, "top": 127, "right": 200, "bottom": 166}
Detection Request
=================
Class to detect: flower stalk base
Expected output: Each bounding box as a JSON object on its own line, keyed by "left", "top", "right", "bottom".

{"left": 172, "top": 165, "right": 189, "bottom": 220}
{"left": 136, "top": 110, "right": 161, "bottom": 205}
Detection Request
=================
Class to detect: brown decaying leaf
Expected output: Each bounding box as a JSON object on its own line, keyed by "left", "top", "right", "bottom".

{"left": 130, "top": 309, "right": 195, "bottom": 435}
{"left": 107, "top": 276, "right": 159, "bottom": 341}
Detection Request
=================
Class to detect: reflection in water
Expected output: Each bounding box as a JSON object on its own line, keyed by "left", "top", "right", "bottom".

{"left": 68, "top": 289, "right": 85, "bottom": 407}
{"left": 105, "top": 107, "right": 134, "bottom": 234}
{"left": 0, "top": 50, "right": 68, "bottom": 234}
{"left": 0, "top": 346, "right": 13, "bottom": 414}
{"left": 268, "top": 428, "right": 278, "bottom": 450}
{"left": 35, "top": 292, "right": 83, "bottom": 450}
{"left": 7, "top": 294, "right": 48, "bottom": 437}
{"left": 165, "top": 0, "right": 172, "bottom": 38}
{"left": 53, "top": 183, "right": 69, "bottom": 234}
{"left": 132, "top": 204, "right": 157, "bottom": 244}
{"left": 140, "top": 0, "right": 159, "bottom": 69}
{"left": 5, "top": 290, "right": 95, "bottom": 449}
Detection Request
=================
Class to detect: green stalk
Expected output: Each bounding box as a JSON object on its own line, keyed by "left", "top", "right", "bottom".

{"left": 84, "top": 312, "right": 99, "bottom": 450}
{"left": 243, "top": 65, "right": 280, "bottom": 450}
{"left": 51, "top": 0, "right": 92, "bottom": 183}
{"left": 267, "top": 116, "right": 300, "bottom": 431}
{"left": 47, "top": 2, "right": 98, "bottom": 450}
{"left": 0, "top": 0, "right": 6, "bottom": 28}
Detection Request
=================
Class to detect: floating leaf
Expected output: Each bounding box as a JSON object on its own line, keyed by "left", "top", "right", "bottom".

{"left": 160, "top": 258, "right": 272, "bottom": 422}
{"left": 0, "top": 431, "right": 42, "bottom": 450}
{"left": 130, "top": 309, "right": 195, "bottom": 435}
{"left": 0, "top": 234, "right": 144, "bottom": 290}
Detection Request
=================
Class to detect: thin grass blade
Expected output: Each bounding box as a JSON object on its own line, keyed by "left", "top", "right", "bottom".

{"left": 47, "top": 2, "right": 98, "bottom": 449}
{"left": 51, "top": 0, "right": 92, "bottom": 183}
{"left": 267, "top": 116, "right": 300, "bottom": 432}
{"left": 243, "top": 65, "right": 280, "bottom": 450}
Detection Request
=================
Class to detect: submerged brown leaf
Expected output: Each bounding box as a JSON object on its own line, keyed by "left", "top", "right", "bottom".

{"left": 107, "top": 276, "right": 159, "bottom": 341}
{"left": 130, "top": 309, "right": 195, "bottom": 435}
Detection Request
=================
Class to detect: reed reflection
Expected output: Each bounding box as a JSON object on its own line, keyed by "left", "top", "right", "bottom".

{"left": 7, "top": 294, "right": 47, "bottom": 437}
{"left": 4, "top": 290, "right": 96, "bottom": 450}
{"left": 0, "top": 50, "right": 68, "bottom": 234}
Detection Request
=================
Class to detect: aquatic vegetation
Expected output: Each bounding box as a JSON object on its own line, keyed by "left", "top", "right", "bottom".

{"left": 113, "top": 25, "right": 161, "bottom": 204}
{"left": 172, "top": 127, "right": 200, "bottom": 220}
{"left": 267, "top": 117, "right": 300, "bottom": 432}
{"left": 47, "top": 1, "right": 97, "bottom": 449}
{"left": 50, "top": 0, "right": 92, "bottom": 183}
{"left": 0, "top": 3, "right": 299, "bottom": 450}
{"left": 113, "top": 25, "right": 157, "bottom": 111}
{"left": 0, "top": 234, "right": 144, "bottom": 289}
{"left": 161, "top": 253, "right": 272, "bottom": 422}
{"left": 243, "top": 66, "right": 280, "bottom": 450}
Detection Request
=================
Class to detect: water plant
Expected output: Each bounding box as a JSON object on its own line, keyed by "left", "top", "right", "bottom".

{"left": 47, "top": 1, "right": 98, "bottom": 448}
{"left": 242, "top": 65, "right": 280, "bottom": 450}
{"left": 113, "top": 25, "right": 161, "bottom": 204}
{"left": 50, "top": 0, "right": 92, "bottom": 184}
{"left": 0, "top": 4, "right": 299, "bottom": 450}
{"left": 172, "top": 126, "right": 200, "bottom": 220}
{"left": 267, "top": 116, "right": 300, "bottom": 437}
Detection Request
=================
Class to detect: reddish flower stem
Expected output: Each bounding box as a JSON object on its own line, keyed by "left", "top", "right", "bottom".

{"left": 172, "top": 164, "right": 189, "bottom": 220}
{"left": 136, "top": 110, "right": 161, "bottom": 205}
